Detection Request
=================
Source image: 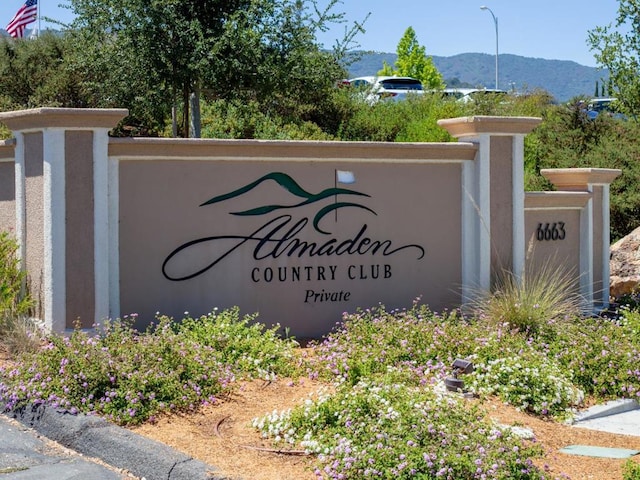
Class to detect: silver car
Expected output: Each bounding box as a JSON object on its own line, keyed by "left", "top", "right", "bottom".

{"left": 348, "top": 76, "right": 424, "bottom": 103}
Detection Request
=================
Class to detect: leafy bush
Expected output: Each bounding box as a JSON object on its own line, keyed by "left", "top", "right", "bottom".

{"left": 549, "top": 311, "right": 640, "bottom": 398}
{"left": 0, "top": 310, "right": 301, "bottom": 425}
{"left": 1, "top": 288, "right": 639, "bottom": 476}
{"left": 624, "top": 460, "right": 640, "bottom": 480}
{"left": 199, "top": 99, "right": 335, "bottom": 140}
{"left": 468, "top": 354, "right": 583, "bottom": 418}
{"left": 0, "top": 232, "right": 39, "bottom": 356}
{"left": 0, "top": 232, "right": 32, "bottom": 316}
{"left": 254, "top": 379, "right": 544, "bottom": 479}
{"left": 308, "top": 303, "right": 483, "bottom": 386}
{"left": 174, "top": 307, "right": 300, "bottom": 379}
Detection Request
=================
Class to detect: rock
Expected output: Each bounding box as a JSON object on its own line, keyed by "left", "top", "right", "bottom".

{"left": 610, "top": 226, "right": 640, "bottom": 298}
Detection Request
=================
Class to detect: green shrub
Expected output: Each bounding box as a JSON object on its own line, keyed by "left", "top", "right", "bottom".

{"left": 549, "top": 311, "right": 640, "bottom": 398}
{"left": 0, "top": 232, "right": 32, "bottom": 316}
{"left": 309, "top": 303, "right": 486, "bottom": 386}
{"left": 254, "top": 379, "right": 545, "bottom": 479}
{"left": 174, "top": 307, "right": 301, "bottom": 379}
{"left": 0, "top": 310, "right": 302, "bottom": 425}
{"left": 468, "top": 354, "right": 583, "bottom": 418}
{"left": 0, "top": 232, "right": 39, "bottom": 356}
{"left": 624, "top": 460, "right": 640, "bottom": 480}
{"left": 336, "top": 99, "right": 412, "bottom": 142}
{"left": 199, "top": 99, "right": 335, "bottom": 140}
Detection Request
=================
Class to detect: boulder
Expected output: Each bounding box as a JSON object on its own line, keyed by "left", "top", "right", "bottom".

{"left": 610, "top": 226, "right": 640, "bottom": 299}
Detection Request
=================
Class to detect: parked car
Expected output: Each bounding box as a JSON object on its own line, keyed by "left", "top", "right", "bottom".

{"left": 586, "top": 97, "right": 625, "bottom": 120}
{"left": 441, "top": 88, "right": 507, "bottom": 103}
{"left": 347, "top": 76, "right": 424, "bottom": 103}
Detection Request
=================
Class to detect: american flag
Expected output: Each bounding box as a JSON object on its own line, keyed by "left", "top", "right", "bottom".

{"left": 6, "top": 0, "right": 38, "bottom": 39}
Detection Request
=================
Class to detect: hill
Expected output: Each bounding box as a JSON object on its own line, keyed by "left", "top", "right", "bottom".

{"left": 346, "top": 51, "right": 609, "bottom": 102}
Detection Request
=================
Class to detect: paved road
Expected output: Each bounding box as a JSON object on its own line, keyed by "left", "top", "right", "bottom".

{"left": 0, "top": 414, "right": 127, "bottom": 479}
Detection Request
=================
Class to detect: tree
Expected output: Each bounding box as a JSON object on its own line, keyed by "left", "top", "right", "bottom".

{"left": 377, "top": 27, "right": 444, "bottom": 89}
{"left": 588, "top": 0, "right": 640, "bottom": 119}
{"left": 68, "top": 0, "right": 254, "bottom": 137}
{"left": 66, "top": 0, "right": 360, "bottom": 137}
{"left": 0, "top": 33, "right": 90, "bottom": 110}
{"left": 205, "top": 0, "right": 356, "bottom": 125}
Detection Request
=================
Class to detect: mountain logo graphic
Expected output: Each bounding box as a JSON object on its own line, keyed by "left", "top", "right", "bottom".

{"left": 199, "top": 171, "right": 375, "bottom": 234}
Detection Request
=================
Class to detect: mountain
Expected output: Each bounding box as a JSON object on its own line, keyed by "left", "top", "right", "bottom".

{"left": 346, "top": 52, "right": 609, "bottom": 102}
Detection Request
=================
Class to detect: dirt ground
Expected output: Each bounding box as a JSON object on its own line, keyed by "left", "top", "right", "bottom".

{"left": 3, "top": 350, "right": 640, "bottom": 480}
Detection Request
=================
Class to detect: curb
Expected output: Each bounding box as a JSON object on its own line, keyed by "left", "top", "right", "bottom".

{"left": 3, "top": 403, "right": 229, "bottom": 480}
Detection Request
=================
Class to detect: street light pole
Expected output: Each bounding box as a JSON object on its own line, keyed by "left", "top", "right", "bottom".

{"left": 480, "top": 5, "right": 498, "bottom": 90}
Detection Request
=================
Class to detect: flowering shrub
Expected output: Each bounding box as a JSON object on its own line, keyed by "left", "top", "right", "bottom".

{"left": 549, "top": 312, "right": 640, "bottom": 399}
{"left": 254, "top": 379, "right": 545, "bottom": 479}
{"left": 174, "top": 307, "right": 300, "bottom": 380}
{"left": 0, "top": 310, "right": 301, "bottom": 425}
{"left": 1, "top": 284, "right": 640, "bottom": 477}
{"left": 308, "top": 302, "right": 488, "bottom": 386}
{"left": 468, "top": 355, "right": 584, "bottom": 418}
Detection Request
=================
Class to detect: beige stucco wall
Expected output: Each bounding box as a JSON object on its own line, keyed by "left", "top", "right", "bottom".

{"left": 118, "top": 159, "right": 464, "bottom": 338}
{"left": 524, "top": 192, "right": 590, "bottom": 298}
{"left": 524, "top": 209, "right": 582, "bottom": 279}
{"left": 3, "top": 110, "right": 618, "bottom": 335}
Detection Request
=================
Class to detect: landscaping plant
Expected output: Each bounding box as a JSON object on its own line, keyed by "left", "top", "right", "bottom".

{"left": 1, "top": 263, "right": 640, "bottom": 477}
{"left": 254, "top": 379, "right": 544, "bottom": 479}
{"left": 0, "top": 310, "right": 301, "bottom": 425}
{"left": 0, "top": 232, "right": 39, "bottom": 356}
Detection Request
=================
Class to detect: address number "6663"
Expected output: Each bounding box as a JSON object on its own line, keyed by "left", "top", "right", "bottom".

{"left": 536, "top": 222, "right": 566, "bottom": 241}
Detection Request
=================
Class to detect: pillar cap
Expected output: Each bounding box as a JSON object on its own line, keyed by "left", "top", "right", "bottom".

{"left": 0, "top": 107, "right": 128, "bottom": 131}
{"left": 541, "top": 168, "right": 622, "bottom": 189}
{"left": 437, "top": 115, "right": 542, "bottom": 138}
{"left": 525, "top": 191, "right": 591, "bottom": 209}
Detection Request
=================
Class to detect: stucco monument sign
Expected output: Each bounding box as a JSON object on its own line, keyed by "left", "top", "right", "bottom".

{"left": 0, "top": 109, "right": 619, "bottom": 338}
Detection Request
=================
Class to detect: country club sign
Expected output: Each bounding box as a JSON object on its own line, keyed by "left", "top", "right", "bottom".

{"left": 0, "top": 108, "right": 619, "bottom": 338}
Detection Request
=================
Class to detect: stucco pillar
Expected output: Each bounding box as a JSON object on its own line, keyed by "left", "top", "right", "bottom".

{"left": 541, "top": 168, "right": 621, "bottom": 308}
{"left": 438, "top": 116, "right": 541, "bottom": 293}
{"left": 0, "top": 108, "right": 127, "bottom": 332}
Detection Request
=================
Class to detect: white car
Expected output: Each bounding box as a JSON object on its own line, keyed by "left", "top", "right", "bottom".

{"left": 441, "top": 88, "right": 507, "bottom": 103}
{"left": 347, "top": 76, "right": 424, "bottom": 103}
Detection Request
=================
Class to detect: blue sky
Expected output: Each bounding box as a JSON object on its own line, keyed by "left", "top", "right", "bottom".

{"left": 314, "top": 0, "right": 622, "bottom": 67}
{"left": 1, "top": 0, "right": 622, "bottom": 67}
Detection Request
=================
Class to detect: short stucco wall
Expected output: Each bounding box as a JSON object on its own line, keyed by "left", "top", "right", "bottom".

{"left": 0, "top": 109, "right": 619, "bottom": 337}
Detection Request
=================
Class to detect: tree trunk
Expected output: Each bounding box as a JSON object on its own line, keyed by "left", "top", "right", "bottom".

{"left": 182, "top": 84, "right": 190, "bottom": 138}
